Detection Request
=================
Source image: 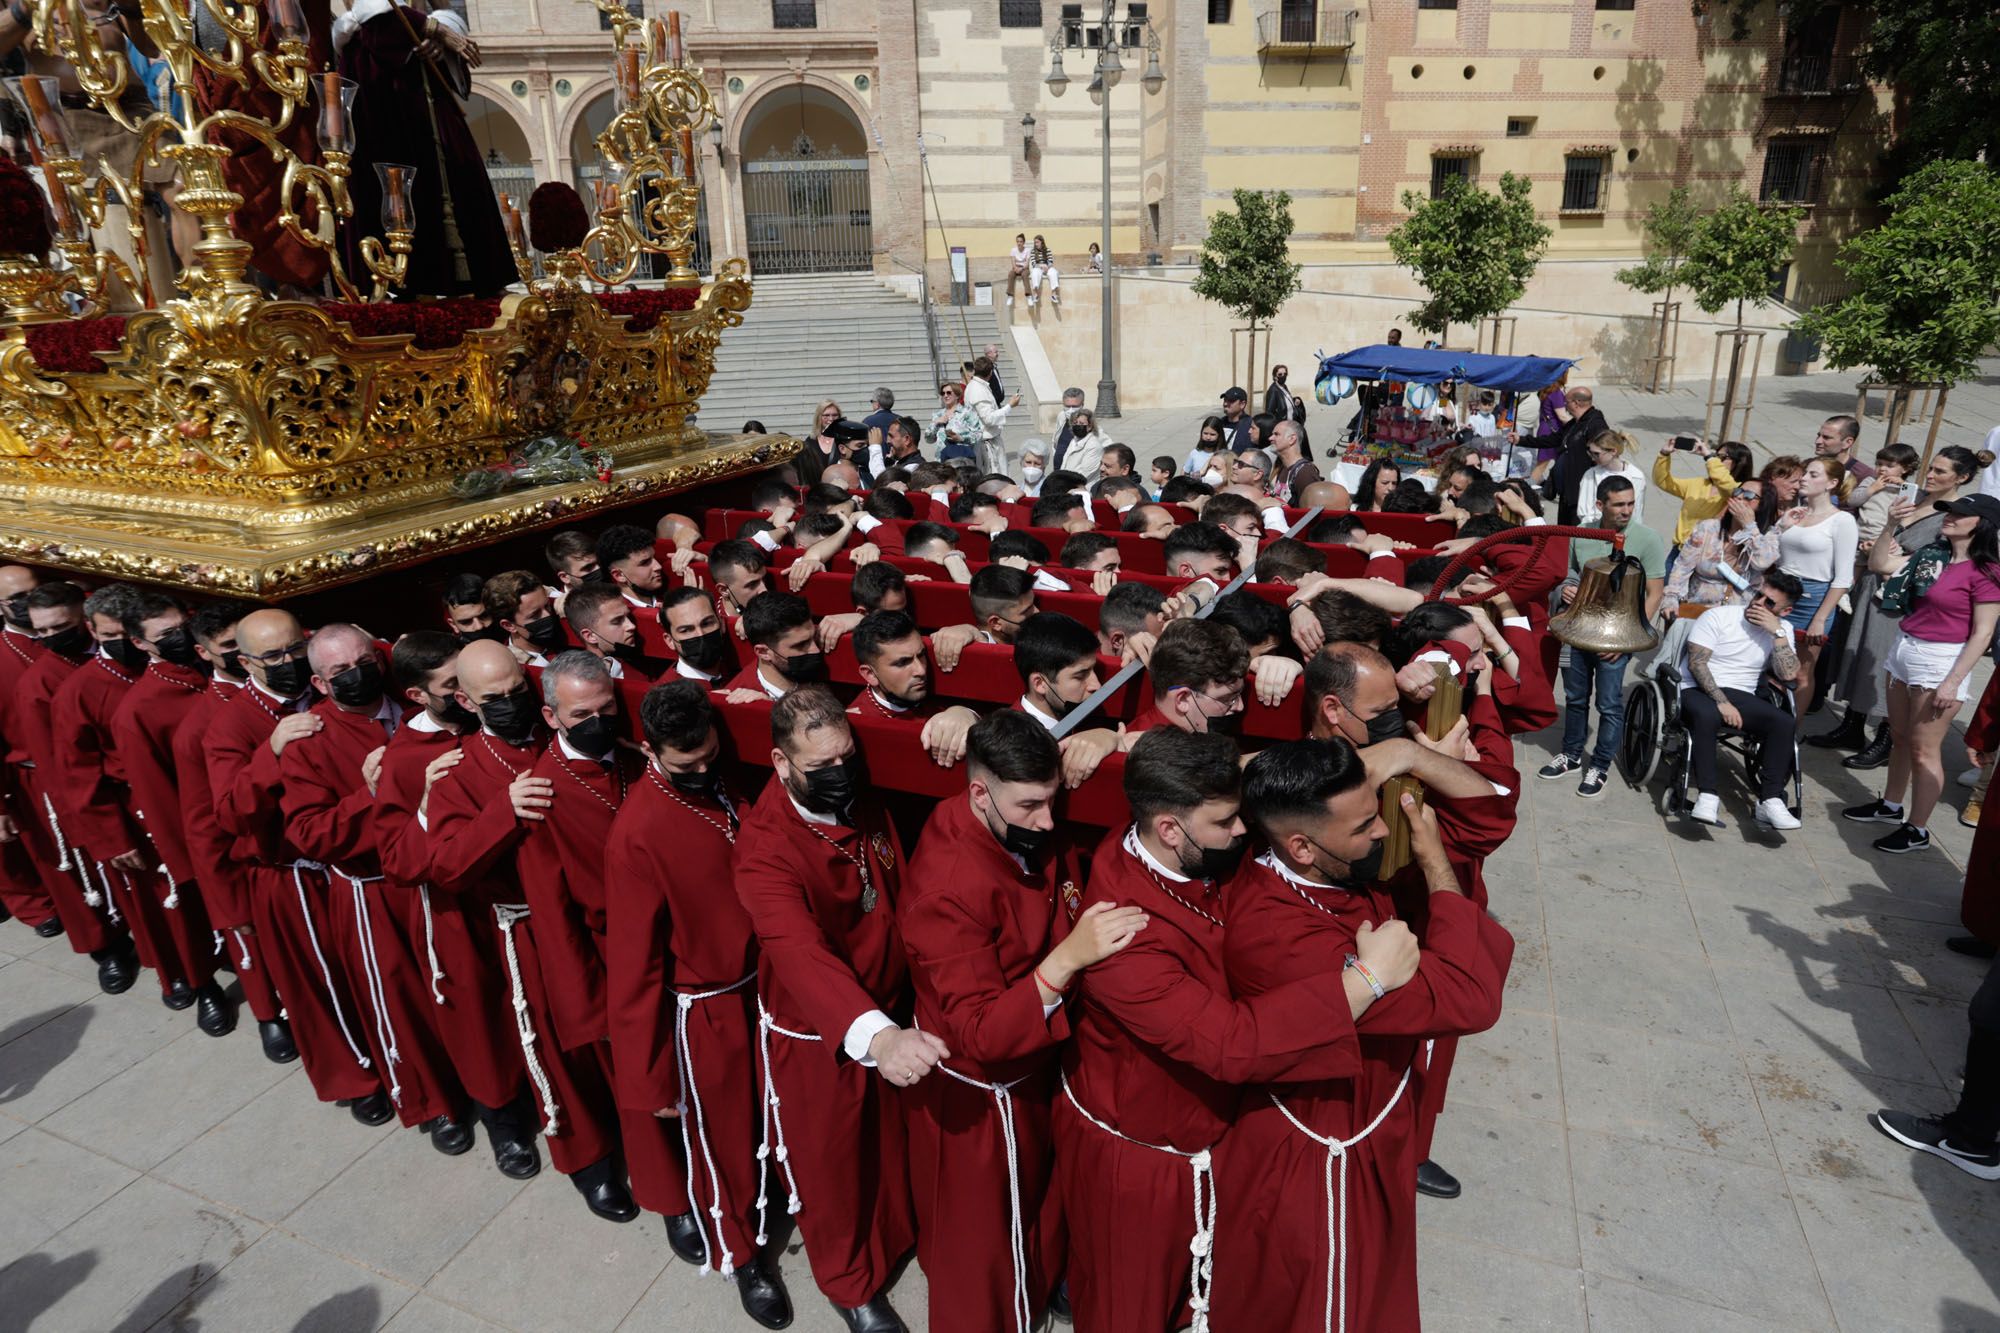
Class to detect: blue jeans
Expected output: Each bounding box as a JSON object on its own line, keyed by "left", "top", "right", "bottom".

{"left": 1561, "top": 648, "right": 1629, "bottom": 769}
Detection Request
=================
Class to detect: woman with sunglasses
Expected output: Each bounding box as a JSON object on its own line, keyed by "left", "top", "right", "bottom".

{"left": 1845, "top": 494, "right": 2000, "bottom": 854}
{"left": 1663, "top": 477, "right": 1777, "bottom": 610}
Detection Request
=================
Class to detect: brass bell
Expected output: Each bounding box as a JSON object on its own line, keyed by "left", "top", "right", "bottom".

{"left": 1550, "top": 554, "right": 1660, "bottom": 655}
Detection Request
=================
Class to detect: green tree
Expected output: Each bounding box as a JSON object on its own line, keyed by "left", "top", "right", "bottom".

{"left": 1863, "top": 1, "right": 2000, "bottom": 170}
{"left": 1616, "top": 186, "right": 1702, "bottom": 389}
{"left": 1387, "top": 172, "right": 1551, "bottom": 347}
{"left": 1679, "top": 186, "right": 1801, "bottom": 329}
{"left": 1795, "top": 159, "right": 2000, "bottom": 435}
{"left": 1192, "top": 188, "right": 1303, "bottom": 388}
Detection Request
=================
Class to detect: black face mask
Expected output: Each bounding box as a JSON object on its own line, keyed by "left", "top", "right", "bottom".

{"left": 1356, "top": 703, "right": 1406, "bottom": 748}
{"left": 480, "top": 687, "right": 540, "bottom": 747}
{"left": 330, "top": 660, "right": 386, "bottom": 710}
{"left": 666, "top": 765, "right": 721, "bottom": 797}
{"left": 796, "top": 754, "right": 863, "bottom": 817}
{"left": 522, "top": 615, "right": 566, "bottom": 653}
{"left": 580, "top": 567, "right": 612, "bottom": 585}
{"left": 1202, "top": 708, "right": 1243, "bottom": 737}
{"left": 1345, "top": 839, "right": 1387, "bottom": 884}
{"left": 262, "top": 656, "right": 312, "bottom": 699}
{"left": 104, "top": 637, "right": 148, "bottom": 672}
{"left": 218, "top": 649, "right": 244, "bottom": 679}
{"left": 1037, "top": 685, "right": 1080, "bottom": 722}
{"left": 677, "top": 628, "right": 730, "bottom": 671}
{"left": 432, "top": 694, "right": 479, "bottom": 731}
{"left": 983, "top": 796, "right": 1052, "bottom": 859}
{"left": 564, "top": 714, "right": 619, "bottom": 762}
{"left": 458, "top": 624, "right": 509, "bottom": 647}
{"left": 778, "top": 650, "right": 827, "bottom": 683}
{"left": 1176, "top": 822, "right": 1248, "bottom": 883}
{"left": 2, "top": 593, "right": 29, "bottom": 630}
{"left": 607, "top": 638, "right": 646, "bottom": 663}
{"left": 153, "top": 626, "right": 205, "bottom": 670}
{"left": 41, "top": 625, "right": 90, "bottom": 659}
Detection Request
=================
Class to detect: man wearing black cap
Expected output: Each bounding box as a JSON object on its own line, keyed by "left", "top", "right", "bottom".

{"left": 1219, "top": 387, "right": 1253, "bottom": 451}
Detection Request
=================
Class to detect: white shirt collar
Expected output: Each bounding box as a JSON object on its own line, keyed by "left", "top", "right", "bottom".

{"left": 787, "top": 790, "right": 837, "bottom": 827}
{"left": 407, "top": 709, "right": 447, "bottom": 734}
{"left": 675, "top": 656, "right": 718, "bottom": 683}
{"left": 251, "top": 675, "right": 309, "bottom": 710}
{"left": 871, "top": 688, "right": 911, "bottom": 714}
{"left": 601, "top": 654, "right": 626, "bottom": 679}
{"left": 1018, "top": 694, "right": 1061, "bottom": 731}
{"left": 1123, "top": 824, "right": 1189, "bottom": 882}
{"left": 1255, "top": 847, "right": 1348, "bottom": 892}
{"left": 621, "top": 588, "right": 657, "bottom": 609}
{"left": 557, "top": 730, "right": 608, "bottom": 765}
{"left": 757, "top": 664, "right": 789, "bottom": 699}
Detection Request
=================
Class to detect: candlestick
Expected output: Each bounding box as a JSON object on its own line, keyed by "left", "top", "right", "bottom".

{"left": 678, "top": 126, "right": 696, "bottom": 182}
{"left": 378, "top": 162, "right": 416, "bottom": 232}
{"left": 667, "top": 11, "right": 684, "bottom": 67}
{"left": 615, "top": 47, "right": 642, "bottom": 104}
{"left": 315, "top": 74, "right": 356, "bottom": 154}
{"left": 647, "top": 17, "right": 666, "bottom": 67}
{"left": 269, "top": 0, "right": 306, "bottom": 40}
{"left": 9, "top": 75, "right": 72, "bottom": 159}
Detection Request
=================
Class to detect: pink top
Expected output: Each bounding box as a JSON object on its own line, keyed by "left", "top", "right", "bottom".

{"left": 1901, "top": 560, "right": 2000, "bottom": 644}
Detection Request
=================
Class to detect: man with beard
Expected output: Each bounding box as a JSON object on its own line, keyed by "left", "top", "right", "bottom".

{"left": 900, "top": 711, "right": 1147, "bottom": 1333}
{"left": 516, "top": 653, "right": 743, "bottom": 1289}
{"left": 846, "top": 611, "right": 979, "bottom": 768}
{"left": 564, "top": 581, "right": 671, "bottom": 682}
{"left": 483, "top": 570, "right": 570, "bottom": 669}
{"left": 726, "top": 592, "right": 828, "bottom": 701}
{"left": 374, "top": 631, "right": 540, "bottom": 1178}
{"left": 0, "top": 565, "right": 63, "bottom": 938}
{"left": 707, "top": 540, "right": 771, "bottom": 631}
{"left": 174, "top": 601, "right": 296, "bottom": 1062}
{"left": 19, "top": 582, "right": 136, "bottom": 991}
{"left": 1054, "top": 729, "right": 1387, "bottom": 1333}
{"left": 443, "top": 573, "right": 501, "bottom": 644}
{"left": 281, "top": 625, "right": 473, "bottom": 1151}
{"left": 48, "top": 585, "right": 185, "bottom": 1002}
{"left": 660, "top": 585, "right": 739, "bottom": 685}
{"left": 423, "top": 640, "right": 639, "bottom": 1222}
{"left": 602, "top": 680, "right": 792, "bottom": 1326}
{"left": 109, "top": 590, "right": 233, "bottom": 1035}
{"left": 208, "top": 609, "right": 385, "bottom": 1118}
{"left": 733, "top": 685, "right": 939, "bottom": 1332}
{"left": 545, "top": 530, "right": 602, "bottom": 610}
{"left": 598, "top": 524, "right": 679, "bottom": 658}
{"left": 1216, "top": 739, "right": 1512, "bottom": 1331}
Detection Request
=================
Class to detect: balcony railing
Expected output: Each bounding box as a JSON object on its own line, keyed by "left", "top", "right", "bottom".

{"left": 1255, "top": 4, "right": 1357, "bottom": 51}
{"left": 1769, "top": 52, "right": 1863, "bottom": 96}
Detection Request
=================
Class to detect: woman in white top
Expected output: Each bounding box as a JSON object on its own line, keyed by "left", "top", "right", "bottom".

{"left": 1774, "top": 455, "right": 1859, "bottom": 718}
{"left": 1060, "top": 407, "right": 1108, "bottom": 481}
{"left": 962, "top": 354, "right": 1019, "bottom": 477}
{"left": 1576, "top": 431, "right": 1648, "bottom": 528}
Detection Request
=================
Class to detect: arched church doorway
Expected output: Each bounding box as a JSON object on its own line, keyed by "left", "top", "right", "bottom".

{"left": 736, "top": 81, "right": 872, "bottom": 274}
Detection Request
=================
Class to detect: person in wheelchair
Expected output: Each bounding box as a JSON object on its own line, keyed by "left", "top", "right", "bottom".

{"left": 1681, "top": 571, "right": 1806, "bottom": 830}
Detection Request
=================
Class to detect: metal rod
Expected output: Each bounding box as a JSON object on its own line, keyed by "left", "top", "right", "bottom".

{"left": 1095, "top": 0, "right": 1119, "bottom": 418}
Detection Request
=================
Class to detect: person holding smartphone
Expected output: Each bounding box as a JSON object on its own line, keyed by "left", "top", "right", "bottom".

{"left": 1653, "top": 436, "right": 1755, "bottom": 547}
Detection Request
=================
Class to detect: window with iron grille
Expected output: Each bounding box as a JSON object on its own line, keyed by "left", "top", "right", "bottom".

{"left": 772, "top": 0, "right": 816, "bottom": 29}
{"left": 599, "top": 0, "right": 640, "bottom": 28}
{"left": 1000, "top": 0, "right": 1044, "bottom": 28}
{"left": 1279, "top": 0, "right": 1315, "bottom": 42}
{"left": 1760, "top": 142, "right": 1820, "bottom": 203}
{"left": 1207, "top": 0, "right": 1230, "bottom": 21}
{"left": 1430, "top": 155, "right": 1472, "bottom": 197}
{"left": 1562, "top": 155, "right": 1606, "bottom": 211}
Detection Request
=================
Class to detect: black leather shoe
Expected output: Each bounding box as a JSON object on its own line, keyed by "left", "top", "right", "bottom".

{"left": 664, "top": 1211, "right": 708, "bottom": 1266}
{"left": 1843, "top": 725, "right": 1892, "bottom": 771}
{"left": 423, "top": 1115, "right": 475, "bottom": 1156}
{"left": 194, "top": 983, "right": 235, "bottom": 1037}
{"left": 258, "top": 1019, "right": 298, "bottom": 1063}
{"left": 579, "top": 1177, "right": 639, "bottom": 1223}
{"left": 161, "top": 979, "right": 196, "bottom": 1011}
{"left": 1807, "top": 712, "right": 1869, "bottom": 749}
{"left": 490, "top": 1133, "right": 541, "bottom": 1180}
{"left": 348, "top": 1091, "right": 395, "bottom": 1127}
{"left": 1415, "top": 1159, "right": 1462, "bottom": 1199}
{"left": 93, "top": 949, "right": 136, "bottom": 995}
{"left": 1947, "top": 935, "right": 2000, "bottom": 960}
{"left": 836, "top": 1295, "right": 908, "bottom": 1333}
{"left": 735, "top": 1257, "right": 793, "bottom": 1329}
{"left": 33, "top": 917, "right": 64, "bottom": 939}
{"left": 1048, "top": 1280, "right": 1071, "bottom": 1321}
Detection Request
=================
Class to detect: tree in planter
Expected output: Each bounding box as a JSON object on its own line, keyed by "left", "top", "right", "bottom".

{"left": 1678, "top": 186, "right": 1801, "bottom": 439}
{"left": 1794, "top": 159, "right": 2000, "bottom": 451}
{"left": 1615, "top": 186, "right": 1701, "bottom": 390}
{"left": 1387, "top": 172, "right": 1550, "bottom": 349}
{"left": 1191, "top": 188, "right": 1303, "bottom": 392}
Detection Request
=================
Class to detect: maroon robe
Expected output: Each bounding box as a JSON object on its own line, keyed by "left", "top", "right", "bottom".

{"left": 733, "top": 778, "right": 916, "bottom": 1308}
{"left": 14, "top": 646, "right": 122, "bottom": 954}
{"left": 900, "top": 794, "right": 1084, "bottom": 1333}
{"left": 1961, "top": 673, "right": 2000, "bottom": 944}
{"left": 174, "top": 679, "right": 282, "bottom": 1023}
{"left": 605, "top": 767, "right": 763, "bottom": 1270}
{"left": 424, "top": 731, "right": 621, "bottom": 1175}
{"left": 207, "top": 684, "right": 379, "bottom": 1103}
{"left": 108, "top": 661, "right": 220, "bottom": 995}
{"left": 1054, "top": 829, "right": 1366, "bottom": 1333}
{"left": 0, "top": 628, "right": 59, "bottom": 930}
{"left": 1215, "top": 856, "right": 1513, "bottom": 1331}
{"left": 280, "top": 699, "right": 462, "bottom": 1126}
{"left": 516, "top": 742, "right": 684, "bottom": 1215}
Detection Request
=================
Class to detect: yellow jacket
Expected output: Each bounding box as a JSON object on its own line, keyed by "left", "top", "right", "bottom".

{"left": 1652, "top": 451, "right": 1740, "bottom": 545}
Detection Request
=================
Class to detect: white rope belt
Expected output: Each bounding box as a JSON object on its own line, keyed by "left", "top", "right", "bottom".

{"left": 754, "top": 1001, "right": 819, "bottom": 1245}
{"left": 335, "top": 870, "right": 402, "bottom": 1110}
{"left": 42, "top": 793, "right": 79, "bottom": 881}
{"left": 290, "top": 865, "right": 372, "bottom": 1070}
{"left": 1061, "top": 1071, "right": 1216, "bottom": 1333}
{"left": 494, "top": 903, "right": 559, "bottom": 1136}
{"left": 229, "top": 927, "right": 252, "bottom": 970}
{"left": 674, "top": 972, "right": 757, "bottom": 1277}
{"left": 933, "top": 1052, "right": 1035, "bottom": 1333}
{"left": 418, "top": 886, "right": 446, "bottom": 1003}
{"left": 158, "top": 860, "right": 179, "bottom": 909}
{"left": 91, "top": 862, "right": 123, "bottom": 924}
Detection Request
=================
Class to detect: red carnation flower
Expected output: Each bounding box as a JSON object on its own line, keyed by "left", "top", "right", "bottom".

{"left": 0, "top": 158, "right": 52, "bottom": 260}
{"left": 528, "top": 183, "right": 590, "bottom": 253}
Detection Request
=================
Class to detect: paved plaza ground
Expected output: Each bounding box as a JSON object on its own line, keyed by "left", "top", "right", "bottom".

{"left": 3, "top": 363, "right": 1999, "bottom": 1331}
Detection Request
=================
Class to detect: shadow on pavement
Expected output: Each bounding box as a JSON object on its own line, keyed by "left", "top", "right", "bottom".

{"left": 111, "top": 1263, "right": 218, "bottom": 1332}
{"left": 0, "top": 1250, "right": 97, "bottom": 1330}
{"left": 292, "top": 1285, "right": 383, "bottom": 1333}
{"left": 0, "top": 1006, "right": 93, "bottom": 1105}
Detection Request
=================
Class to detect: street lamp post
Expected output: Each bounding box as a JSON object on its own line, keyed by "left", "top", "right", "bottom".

{"left": 1046, "top": 2, "right": 1163, "bottom": 420}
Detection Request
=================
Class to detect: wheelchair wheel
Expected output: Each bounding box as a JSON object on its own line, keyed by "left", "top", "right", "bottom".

{"left": 1619, "top": 680, "right": 1662, "bottom": 787}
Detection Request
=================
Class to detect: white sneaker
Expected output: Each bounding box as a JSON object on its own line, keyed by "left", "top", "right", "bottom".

{"left": 1689, "top": 792, "right": 1723, "bottom": 826}
{"left": 1960, "top": 765, "right": 1982, "bottom": 788}
{"left": 1006, "top": 296, "right": 1014, "bottom": 306}
{"left": 1028, "top": 296, "right": 1038, "bottom": 308}
{"left": 1755, "top": 798, "right": 1802, "bottom": 830}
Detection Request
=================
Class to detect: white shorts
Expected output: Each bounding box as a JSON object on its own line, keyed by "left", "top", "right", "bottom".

{"left": 1885, "top": 632, "right": 1973, "bottom": 701}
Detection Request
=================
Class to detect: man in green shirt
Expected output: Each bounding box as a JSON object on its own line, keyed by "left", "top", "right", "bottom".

{"left": 1539, "top": 477, "right": 1666, "bottom": 798}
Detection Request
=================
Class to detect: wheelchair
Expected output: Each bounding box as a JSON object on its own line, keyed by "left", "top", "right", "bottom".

{"left": 1617, "top": 611, "right": 1805, "bottom": 823}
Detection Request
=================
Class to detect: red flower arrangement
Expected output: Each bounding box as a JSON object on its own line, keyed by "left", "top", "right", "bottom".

{"left": 528, "top": 182, "right": 590, "bottom": 253}
{"left": 592, "top": 286, "right": 698, "bottom": 332}
{"left": 24, "top": 316, "right": 129, "bottom": 373}
{"left": 322, "top": 298, "right": 503, "bottom": 350}
{"left": 0, "top": 158, "right": 52, "bottom": 260}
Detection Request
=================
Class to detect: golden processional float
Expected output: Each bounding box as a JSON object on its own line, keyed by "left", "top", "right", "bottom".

{"left": 0, "top": 0, "right": 795, "bottom": 599}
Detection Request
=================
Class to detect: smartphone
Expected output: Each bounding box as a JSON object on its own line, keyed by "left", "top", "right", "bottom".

{"left": 1673, "top": 435, "right": 1698, "bottom": 451}
{"left": 1897, "top": 480, "right": 1921, "bottom": 505}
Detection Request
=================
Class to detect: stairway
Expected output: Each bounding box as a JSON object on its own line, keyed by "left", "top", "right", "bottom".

{"left": 691, "top": 273, "right": 1030, "bottom": 447}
